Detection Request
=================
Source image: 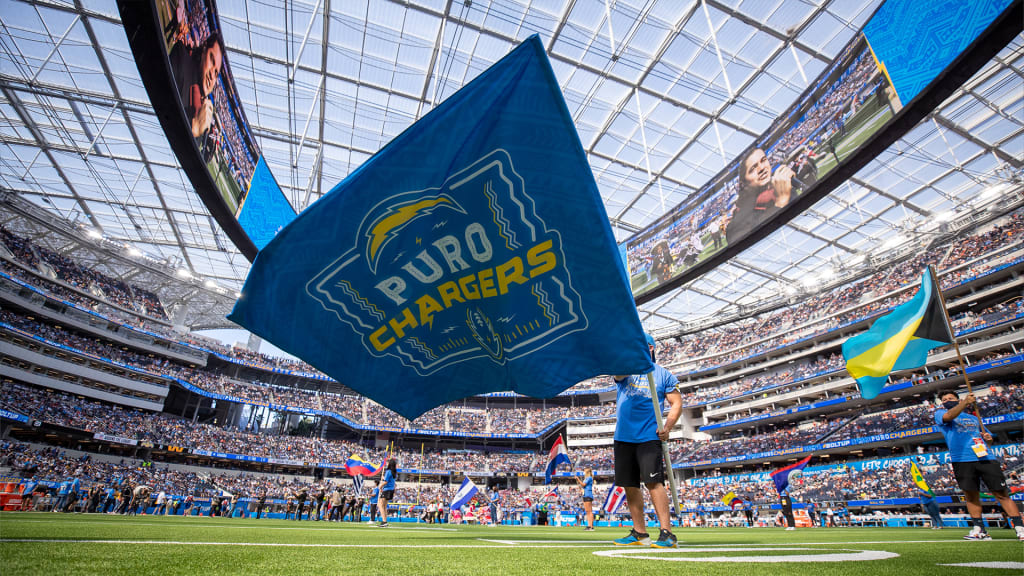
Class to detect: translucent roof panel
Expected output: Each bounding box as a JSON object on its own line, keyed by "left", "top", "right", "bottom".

{"left": 0, "top": 0, "right": 1020, "bottom": 329}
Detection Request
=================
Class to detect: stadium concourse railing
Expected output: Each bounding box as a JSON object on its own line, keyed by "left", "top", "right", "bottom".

{"left": 3, "top": 251, "right": 1021, "bottom": 408}
{"left": 667, "top": 249, "right": 1024, "bottom": 379}
{"left": 3, "top": 309, "right": 1021, "bottom": 446}
{"left": 3, "top": 233, "right": 1022, "bottom": 400}
{"left": 698, "top": 352, "right": 1024, "bottom": 432}
{"left": 1, "top": 304, "right": 1021, "bottom": 447}
{"left": 4, "top": 393, "right": 1023, "bottom": 483}
{"left": 0, "top": 268, "right": 614, "bottom": 397}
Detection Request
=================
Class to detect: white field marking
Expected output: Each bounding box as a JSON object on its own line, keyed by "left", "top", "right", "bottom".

{"left": 939, "top": 562, "right": 1024, "bottom": 569}
{"left": 593, "top": 547, "right": 899, "bottom": 563}
{"left": 8, "top": 519, "right": 456, "bottom": 532}
{"left": 484, "top": 538, "right": 1003, "bottom": 547}
{"left": 0, "top": 539, "right": 612, "bottom": 548}
{"left": 476, "top": 539, "right": 608, "bottom": 545}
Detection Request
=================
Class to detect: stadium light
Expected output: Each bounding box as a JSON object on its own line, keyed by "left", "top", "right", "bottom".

{"left": 176, "top": 268, "right": 191, "bottom": 278}
{"left": 126, "top": 245, "right": 142, "bottom": 257}
{"left": 86, "top": 229, "right": 102, "bottom": 239}
{"left": 205, "top": 280, "right": 217, "bottom": 289}
{"left": 981, "top": 182, "right": 1011, "bottom": 200}
{"left": 935, "top": 211, "right": 955, "bottom": 222}
{"left": 881, "top": 234, "right": 904, "bottom": 250}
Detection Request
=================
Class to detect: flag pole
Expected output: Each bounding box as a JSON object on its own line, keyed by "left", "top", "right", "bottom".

{"left": 645, "top": 371, "right": 681, "bottom": 526}
{"left": 417, "top": 442, "right": 424, "bottom": 519}
{"left": 927, "top": 265, "right": 985, "bottom": 433}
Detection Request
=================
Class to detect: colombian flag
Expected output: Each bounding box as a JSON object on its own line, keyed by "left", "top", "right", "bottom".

{"left": 721, "top": 491, "right": 743, "bottom": 509}
{"left": 842, "top": 270, "right": 953, "bottom": 399}
{"left": 909, "top": 461, "right": 933, "bottom": 496}
{"left": 344, "top": 454, "right": 382, "bottom": 477}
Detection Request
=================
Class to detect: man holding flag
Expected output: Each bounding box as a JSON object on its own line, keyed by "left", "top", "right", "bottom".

{"left": 611, "top": 333, "right": 682, "bottom": 548}
{"left": 935, "top": 390, "right": 1024, "bottom": 541}
{"left": 770, "top": 456, "right": 811, "bottom": 530}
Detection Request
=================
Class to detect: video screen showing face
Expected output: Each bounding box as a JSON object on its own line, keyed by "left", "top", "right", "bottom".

{"left": 626, "top": 34, "right": 898, "bottom": 297}
{"left": 156, "top": 0, "right": 259, "bottom": 217}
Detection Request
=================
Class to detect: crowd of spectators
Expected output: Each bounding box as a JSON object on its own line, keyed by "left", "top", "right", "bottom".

{"left": 671, "top": 383, "right": 1023, "bottom": 464}
{"left": 676, "top": 296, "right": 1022, "bottom": 415}
{"left": 5, "top": 438, "right": 1019, "bottom": 516}
{"left": 1, "top": 228, "right": 165, "bottom": 319}
{"left": 0, "top": 382, "right": 550, "bottom": 473}
{"left": 656, "top": 211, "right": 1024, "bottom": 373}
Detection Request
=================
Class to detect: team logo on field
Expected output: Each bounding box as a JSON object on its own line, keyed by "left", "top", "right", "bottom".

{"left": 306, "top": 149, "right": 587, "bottom": 375}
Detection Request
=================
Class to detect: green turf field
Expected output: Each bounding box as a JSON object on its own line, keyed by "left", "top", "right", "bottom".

{"left": 812, "top": 104, "right": 894, "bottom": 176}
{"left": 1, "top": 513, "right": 1021, "bottom": 575}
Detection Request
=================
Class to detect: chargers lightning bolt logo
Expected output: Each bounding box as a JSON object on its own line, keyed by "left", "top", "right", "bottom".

{"left": 366, "top": 195, "right": 466, "bottom": 273}
{"left": 305, "top": 149, "right": 587, "bottom": 376}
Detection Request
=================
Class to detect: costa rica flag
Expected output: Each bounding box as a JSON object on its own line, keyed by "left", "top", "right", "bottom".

{"left": 544, "top": 435, "right": 572, "bottom": 484}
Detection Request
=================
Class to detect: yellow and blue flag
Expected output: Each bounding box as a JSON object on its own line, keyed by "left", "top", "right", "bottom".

{"left": 228, "top": 36, "right": 652, "bottom": 419}
{"left": 842, "top": 270, "right": 953, "bottom": 399}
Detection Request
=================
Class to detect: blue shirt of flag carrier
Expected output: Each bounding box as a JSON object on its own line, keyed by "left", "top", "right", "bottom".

{"left": 614, "top": 364, "right": 677, "bottom": 443}
{"left": 934, "top": 409, "right": 992, "bottom": 462}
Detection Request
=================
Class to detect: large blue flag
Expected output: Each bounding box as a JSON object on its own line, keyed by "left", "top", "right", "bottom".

{"left": 228, "top": 36, "right": 652, "bottom": 419}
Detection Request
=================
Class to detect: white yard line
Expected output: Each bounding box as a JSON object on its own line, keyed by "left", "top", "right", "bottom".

{"left": 939, "top": 562, "right": 1024, "bottom": 569}
{"left": 0, "top": 539, "right": 613, "bottom": 548}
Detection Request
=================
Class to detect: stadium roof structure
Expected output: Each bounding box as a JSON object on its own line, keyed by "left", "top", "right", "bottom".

{"left": 0, "top": 0, "right": 1022, "bottom": 331}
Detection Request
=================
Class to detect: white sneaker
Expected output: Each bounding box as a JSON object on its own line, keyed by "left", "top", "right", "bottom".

{"left": 963, "top": 526, "right": 992, "bottom": 541}
{"left": 785, "top": 527, "right": 795, "bottom": 531}
{"left": 1015, "top": 526, "right": 1024, "bottom": 541}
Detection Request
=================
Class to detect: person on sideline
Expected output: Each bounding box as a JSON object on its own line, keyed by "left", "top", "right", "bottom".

{"left": 376, "top": 459, "right": 397, "bottom": 527}
{"left": 611, "top": 333, "right": 683, "bottom": 548}
{"left": 935, "top": 390, "right": 1024, "bottom": 540}
{"left": 575, "top": 468, "right": 595, "bottom": 531}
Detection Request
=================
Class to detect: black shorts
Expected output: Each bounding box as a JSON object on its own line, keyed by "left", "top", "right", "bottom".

{"left": 381, "top": 490, "right": 395, "bottom": 501}
{"left": 952, "top": 460, "right": 1007, "bottom": 493}
{"left": 614, "top": 440, "right": 664, "bottom": 488}
{"left": 583, "top": 497, "right": 593, "bottom": 503}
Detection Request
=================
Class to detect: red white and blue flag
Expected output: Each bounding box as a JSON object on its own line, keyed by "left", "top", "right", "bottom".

{"left": 770, "top": 455, "right": 812, "bottom": 494}
{"left": 542, "top": 486, "right": 560, "bottom": 502}
{"left": 602, "top": 485, "right": 626, "bottom": 515}
{"left": 544, "top": 436, "right": 572, "bottom": 484}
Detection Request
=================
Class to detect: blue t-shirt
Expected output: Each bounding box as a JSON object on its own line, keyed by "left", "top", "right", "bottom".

{"left": 614, "top": 364, "right": 678, "bottom": 443}
{"left": 382, "top": 470, "right": 395, "bottom": 491}
{"left": 370, "top": 487, "right": 380, "bottom": 504}
{"left": 70, "top": 479, "right": 80, "bottom": 494}
{"left": 58, "top": 481, "right": 70, "bottom": 496}
{"left": 934, "top": 409, "right": 990, "bottom": 462}
{"left": 583, "top": 476, "right": 593, "bottom": 499}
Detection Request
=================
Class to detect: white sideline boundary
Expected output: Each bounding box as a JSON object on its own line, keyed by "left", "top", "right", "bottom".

{"left": 8, "top": 518, "right": 456, "bottom": 533}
